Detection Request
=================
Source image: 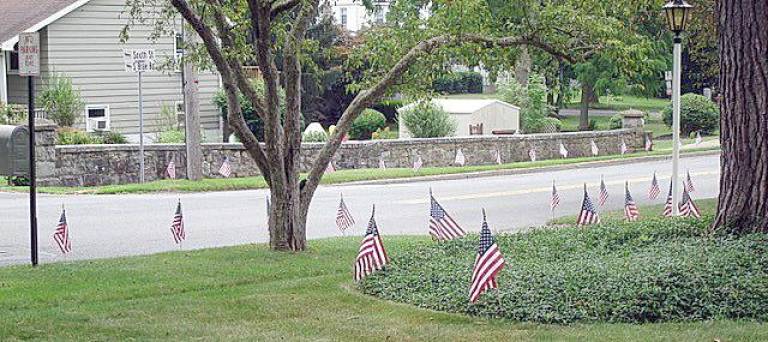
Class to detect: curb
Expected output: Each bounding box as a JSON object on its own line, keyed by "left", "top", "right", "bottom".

{"left": 332, "top": 150, "right": 720, "bottom": 187}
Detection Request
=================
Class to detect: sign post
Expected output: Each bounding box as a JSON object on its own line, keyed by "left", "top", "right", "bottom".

{"left": 123, "top": 49, "right": 155, "bottom": 183}
{"left": 19, "top": 32, "right": 40, "bottom": 266}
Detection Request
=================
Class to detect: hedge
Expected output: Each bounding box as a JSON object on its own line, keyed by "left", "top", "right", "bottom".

{"left": 433, "top": 71, "right": 484, "bottom": 94}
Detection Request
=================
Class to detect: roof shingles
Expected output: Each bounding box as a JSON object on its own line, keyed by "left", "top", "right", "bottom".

{"left": 0, "top": 0, "right": 84, "bottom": 47}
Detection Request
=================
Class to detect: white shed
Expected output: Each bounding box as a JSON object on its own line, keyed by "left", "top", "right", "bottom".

{"left": 398, "top": 99, "right": 520, "bottom": 138}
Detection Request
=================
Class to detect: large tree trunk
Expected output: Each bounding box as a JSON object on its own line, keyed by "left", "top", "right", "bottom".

{"left": 579, "top": 81, "right": 593, "bottom": 131}
{"left": 713, "top": 0, "right": 768, "bottom": 233}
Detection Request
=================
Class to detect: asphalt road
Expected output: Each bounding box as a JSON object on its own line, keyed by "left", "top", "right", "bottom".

{"left": 0, "top": 154, "right": 720, "bottom": 266}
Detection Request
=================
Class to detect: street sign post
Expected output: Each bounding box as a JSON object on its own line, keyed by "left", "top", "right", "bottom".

{"left": 123, "top": 49, "right": 155, "bottom": 183}
{"left": 19, "top": 32, "right": 40, "bottom": 266}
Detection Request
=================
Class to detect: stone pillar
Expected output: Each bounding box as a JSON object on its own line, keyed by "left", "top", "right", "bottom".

{"left": 33, "top": 119, "right": 57, "bottom": 186}
{"left": 620, "top": 109, "right": 647, "bottom": 149}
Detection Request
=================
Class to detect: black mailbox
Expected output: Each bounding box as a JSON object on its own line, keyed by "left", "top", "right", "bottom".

{"left": 0, "top": 125, "right": 30, "bottom": 176}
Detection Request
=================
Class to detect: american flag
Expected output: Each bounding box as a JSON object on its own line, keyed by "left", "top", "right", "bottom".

{"left": 590, "top": 139, "right": 599, "bottom": 156}
{"left": 663, "top": 181, "right": 674, "bottom": 217}
{"left": 577, "top": 185, "right": 600, "bottom": 225}
{"left": 528, "top": 148, "right": 537, "bottom": 162}
{"left": 679, "top": 185, "right": 701, "bottom": 218}
{"left": 53, "top": 208, "right": 72, "bottom": 254}
{"left": 166, "top": 159, "right": 176, "bottom": 179}
{"left": 378, "top": 154, "right": 386, "bottom": 169}
{"left": 620, "top": 140, "right": 628, "bottom": 155}
{"left": 645, "top": 136, "right": 653, "bottom": 151}
{"left": 624, "top": 182, "right": 639, "bottom": 221}
{"left": 469, "top": 209, "right": 505, "bottom": 303}
{"left": 695, "top": 131, "right": 702, "bottom": 145}
{"left": 685, "top": 171, "right": 696, "bottom": 193}
{"left": 170, "top": 201, "right": 186, "bottom": 244}
{"left": 325, "top": 160, "right": 336, "bottom": 173}
{"left": 559, "top": 143, "right": 568, "bottom": 158}
{"left": 429, "top": 190, "right": 466, "bottom": 241}
{"left": 495, "top": 149, "right": 502, "bottom": 165}
{"left": 454, "top": 149, "right": 466, "bottom": 166}
{"left": 219, "top": 157, "right": 232, "bottom": 178}
{"left": 354, "top": 205, "right": 388, "bottom": 282}
{"left": 413, "top": 155, "right": 423, "bottom": 172}
{"left": 266, "top": 195, "right": 271, "bottom": 225}
{"left": 336, "top": 194, "right": 355, "bottom": 232}
{"left": 649, "top": 172, "right": 661, "bottom": 199}
{"left": 598, "top": 176, "right": 609, "bottom": 206}
{"left": 551, "top": 180, "right": 560, "bottom": 211}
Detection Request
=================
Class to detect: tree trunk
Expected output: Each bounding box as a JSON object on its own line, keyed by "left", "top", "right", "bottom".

{"left": 515, "top": 48, "right": 531, "bottom": 85}
{"left": 579, "top": 82, "right": 593, "bottom": 131}
{"left": 713, "top": 0, "right": 768, "bottom": 233}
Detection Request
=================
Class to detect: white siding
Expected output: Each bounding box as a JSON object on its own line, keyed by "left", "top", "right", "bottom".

{"left": 41, "top": 0, "right": 221, "bottom": 140}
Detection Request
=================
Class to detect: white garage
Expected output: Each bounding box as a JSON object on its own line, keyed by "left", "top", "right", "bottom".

{"left": 398, "top": 99, "right": 520, "bottom": 138}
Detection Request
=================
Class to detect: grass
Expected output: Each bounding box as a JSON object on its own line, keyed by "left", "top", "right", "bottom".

{"left": 0, "top": 146, "right": 719, "bottom": 195}
{"left": 566, "top": 95, "right": 670, "bottom": 112}
{"left": 549, "top": 199, "right": 718, "bottom": 225}
{"left": 559, "top": 114, "right": 672, "bottom": 138}
{"left": 1, "top": 229, "right": 766, "bottom": 340}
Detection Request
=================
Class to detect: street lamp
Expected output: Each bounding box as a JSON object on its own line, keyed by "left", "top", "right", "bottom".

{"left": 663, "top": 0, "right": 692, "bottom": 215}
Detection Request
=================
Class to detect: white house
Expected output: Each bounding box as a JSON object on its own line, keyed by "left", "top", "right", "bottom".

{"left": 0, "top": 0, "right": 222, "bottom": 141}
{"left": 331, "top": 0, "right": 390, "bottom": 33}
{"left": 398, "top": 99, "right": 520, "bottom": 138}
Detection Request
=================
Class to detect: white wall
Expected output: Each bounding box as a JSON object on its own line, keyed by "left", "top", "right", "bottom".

{"left": 331, "top": 0, "right": 389, "bottom": 32}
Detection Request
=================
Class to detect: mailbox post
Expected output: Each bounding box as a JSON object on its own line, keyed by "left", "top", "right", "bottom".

{"left": 19, "top": 32, "right": 40, "bottom": 266}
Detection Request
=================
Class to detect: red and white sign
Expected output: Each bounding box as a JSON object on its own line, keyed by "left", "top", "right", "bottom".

{"left": 18, "top": 32, "right": 40, "bottom": 77}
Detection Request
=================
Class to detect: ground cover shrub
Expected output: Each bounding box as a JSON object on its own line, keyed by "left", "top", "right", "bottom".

{"left": 38, "top": 74, "right": 85, "bottom": 127}
{"left": 302, "top": 130, "right": 328, "bottom": 143}
{"left": 372, "top": 126, "right": 397, "bottom": 140}
{"left": 398, "top": 102, "right": 456, "bottom": 138}
{"left": 662, "top": 93, "right": 719, "bottom": 135}
{"left": 498, "top": 73, "right": 557, "bottom": 133}
{"left": 349, "top": 109, "right": 386, "bottom": 140}
{"left": 609, "top": 114, "right": 623, "bottom": 129}
{"left": 360, "top": 215, "right": 768, "bottom": 324}
{"left": 0, "top": 102, "right": 27, "bottom": 125}
{"left": 56, "top": 128, "right": 101, "bottom": 145}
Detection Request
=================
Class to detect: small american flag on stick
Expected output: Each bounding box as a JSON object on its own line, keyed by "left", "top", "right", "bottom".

{"left": 590, "top": 139, "right": 599, "bottom": 156}
{"left": 598, "top": 176, "right": 609, "bottom": 206}
{"left": 469, "top": 209, "right": 505, "bottom": 303}
{"left": 624, "top": 182, "right": 639, "bottom": 221}
{"left": 551, "top": 180, "right": 560, "bottom": 211}
{"left": 577, "top": 184, "right": 600, "bottom": 226}
{"left": 645, "top": 136, "right": 654, "bottom": 151}
{"left": 336, "top": 194, "right": 355, "bottom": 233}
{"left": 325, "top": 160, "right": 336, "bottom": 174}
{"left": 528, "top": 148, "right": 537, "bottom": 162}
{"left": 662, "top": 181, "right": 674, "bottom": 217}
{"left": 685, "top": 171, "right": 696, "bottom": 193}
{"left": 620, "top": 140, "right": 628, "bottom": 155}
{"left": 429, "top": 189, "right": 466, "bottom": 241}
{"left": 53, "top": 207, "right": 72, "bottom": 254}
{"left": 559, "top": 143, "right": 569, "bottom": 158}
{"left": 695, "top": 131, "right": 703, "bottom": 145}
{"left": 378, "top": 154, "right": 386, "bottom": 169}
{"left": 170, "top": 200, "right": 186, "bottom": 244}
{"left": 166, "top": 159, "right": 176, "bottom": 179}
{"left": 413, "top": 155, "right": 423, "bottom": 172}
{"left": 679, "top": 185, "right": 701, "bottom": 218}
{"left": 354, "top": 205, "right": 388, "bottom": 282}
{"left": 219, "top": 157, "right": 232, "bottom": 178}
{"left": 495, "top": 149, "right": 502, "bottom": 165}
{"left": 649, "top": 172, "right": 661, "bottom": 199}
{"left": 454, "top": 149, "right": 466, "bottom": 166}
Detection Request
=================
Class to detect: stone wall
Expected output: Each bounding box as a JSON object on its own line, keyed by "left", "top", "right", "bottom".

{"left": 44, "top": 128, "right": 649, "bottom": 187}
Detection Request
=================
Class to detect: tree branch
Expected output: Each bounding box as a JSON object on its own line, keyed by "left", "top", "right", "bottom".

{"left": 300, "top": 33, "right": 572, "bottom": 204}
{"left": 271, "top": 0, "right": 301, "bottom": 17}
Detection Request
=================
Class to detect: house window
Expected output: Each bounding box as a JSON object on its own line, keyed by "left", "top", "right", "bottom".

{"left": 340, "top": 8, "right": 348, "bottom": 27}
{"left": 7, "top": 46, "right": 19, "bottom": 73}
{"left": 85, "top": 105, "right": 111, "bottom": 132}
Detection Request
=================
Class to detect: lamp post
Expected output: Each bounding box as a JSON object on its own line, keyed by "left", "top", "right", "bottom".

{"left": 663, "top": 0, "right": 693, "bottom": 216}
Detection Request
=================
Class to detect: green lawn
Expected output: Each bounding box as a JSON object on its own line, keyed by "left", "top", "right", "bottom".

{"left": 1, "top": 232, "right": 765, "bottom": 340}
{"left": 559, "top": 114, "right": 672, "bottom": 138}
{"left": 1, "top": 146, "right": 718, "bottom": 194}
{"left": 566, "top": 95, "right": 670, "bottom": 112}
{"left": 550, "top": 199, "right": 718, "bottom": 225}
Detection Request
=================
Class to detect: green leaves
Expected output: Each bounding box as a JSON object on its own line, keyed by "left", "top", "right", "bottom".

{"left": 361, "top": 216, "right": 768, "bottom": 324}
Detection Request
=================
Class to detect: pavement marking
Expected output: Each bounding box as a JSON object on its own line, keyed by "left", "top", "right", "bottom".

{"left": 396, "top": 170, "right": 720, "bottom": 204}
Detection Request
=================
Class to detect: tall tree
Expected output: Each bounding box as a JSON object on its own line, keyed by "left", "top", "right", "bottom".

{"left": 713, "top": 0, "right": 768, "bottom": 233}
{"left": 126, "top": 0, "right": 581, "bottom": 251}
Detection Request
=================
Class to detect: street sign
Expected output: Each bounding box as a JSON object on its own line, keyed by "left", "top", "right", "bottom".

{"left": 18, "top": 32, "right": 40, "bottom": 77}
{"left": 123, "top": 49, "right": 155, "bottom": 73}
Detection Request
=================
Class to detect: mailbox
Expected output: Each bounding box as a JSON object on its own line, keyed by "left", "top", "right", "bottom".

{"left": 0, "top": 125, "right": 30, "bottom": 176}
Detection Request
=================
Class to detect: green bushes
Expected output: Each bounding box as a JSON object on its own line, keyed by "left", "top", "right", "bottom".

{"left": 349, "top": 109, "right": 386, "bottom": 140}
{"left": 609, "top": 114, "right": 623, "bottom": 129}
{"left": 38, "top": 74, "right": 85, "bottom": 127}
{"left": 433, "top": 71, "right": 483, "bottom": 94}
{"left": 398, "top": 102, "right": 457, "bottom": 138}
{"left": 0, "top": 103, "right": 27, "bottom": 125}
{"left": 498, "top": 73, "right": 558, "bottom": 133}
{"left": 56, "top": 128, "right": 127, "bottom": 145}
{"left": 662, "top": 93, "right": 719, "bottom": 135}
{"left": 302, "top": 130, "right": 328, "bottom": 143}
{"left": 360, "top": 215, "right": 768, "bottom": 324}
